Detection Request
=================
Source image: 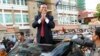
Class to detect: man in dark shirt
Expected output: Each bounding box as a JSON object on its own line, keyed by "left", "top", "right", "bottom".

{"left": 32, "top": 3, "right": 55, "bottom": 44}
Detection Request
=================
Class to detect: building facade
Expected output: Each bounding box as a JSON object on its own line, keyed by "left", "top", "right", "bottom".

{"left": 77, "top": 0, "right": 86, "bottom": 24}
{"left": 0, "top": 0, "right": 54, "bottom": 36}
{"left": 55, "top": 0, "right": 80, "bottom": 30}
{"left": 0, "top": 0, "right": 29, "bottom": 35}
{"left": 57, "top": 0, "right": 78, "bottom": 25}
{"left": 0, "top": 0, "right": 80, "bottom": 35}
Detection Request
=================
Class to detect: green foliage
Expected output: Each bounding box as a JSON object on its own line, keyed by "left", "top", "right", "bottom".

{"left": 84, "top": 21, "right": 89, "bottom": 24}
{"left": 94, "top": 12, "right": 100, "bottom": 20}
{"left": 77, "top": 0, "right": 86, "bottom": 10}
{"left": 96, "top": 3, "right": 100, "bottom": 12}
{"left": 95, "top": 3, "right": 100, "bottom": 20}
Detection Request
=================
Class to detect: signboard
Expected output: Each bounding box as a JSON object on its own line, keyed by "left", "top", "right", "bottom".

{"left": 0, "top": 30, "right": 6, "bottom": 40}
{"left": 7, "top": 26, "right": 19, "bottom": 33}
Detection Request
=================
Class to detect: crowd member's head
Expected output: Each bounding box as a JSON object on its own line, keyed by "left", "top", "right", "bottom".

{"left": 3, "top": 37, "right": 6, "bottom": 40}
{"left": 79, "top": 29, "right": 83, "bottom": 33}
{"left": 95, "top": 27, "right": 100, "bottom": 39}
{"left": 17, "top": 32, "right": 24, "bottom": 41}
{"left": 92, "top": 27, "right": 100, "bottom": 41}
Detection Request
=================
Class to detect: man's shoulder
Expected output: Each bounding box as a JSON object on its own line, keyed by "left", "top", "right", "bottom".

{"left": 35, "top": 14, "right": 40, "bottom": 17}
{"left": 47, "top": 15, "right": 53, "bottom": 17}
{"left": 47, "top": 15, "right": 54, "bottom": 20}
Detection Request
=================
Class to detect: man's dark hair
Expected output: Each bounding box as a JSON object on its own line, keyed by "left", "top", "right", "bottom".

{"left": 95, "top": 27, "right": 100, "bottom": 38}
{"left": 3, "top": 37, "right": 6, "bottom": 39}
{"left": 19, "top": 32, "right": 24, "bottom": 36}
{"left": 38, "top": 3, "right": 47, "bottom": 8}
{"left": 79, "top": 29, "right": 83, "bottom": 32}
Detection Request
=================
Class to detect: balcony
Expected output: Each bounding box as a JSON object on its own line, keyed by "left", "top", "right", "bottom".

{"left": 0, "top": 4, "right": 28, "bottom": 11}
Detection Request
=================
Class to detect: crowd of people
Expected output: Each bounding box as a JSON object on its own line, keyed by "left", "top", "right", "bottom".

{"left": 62, "top": 27, "right": 100, "bottom": 56}
{"left": 0, "top": 3, "right": 100, "bottom": 56}
{"left": 0, "top": 32, "right": 41, "bottom": 56}
{"left": 0, "top": 36, "right": 16, "bottom": 56}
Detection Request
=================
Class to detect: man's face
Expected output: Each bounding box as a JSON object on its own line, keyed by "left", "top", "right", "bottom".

{"left": 92, "top": 30, "right": 98, "bottom": 40}
{"left": 39, "top": 4, "right": 47, "bottom": 14}
{"left": 17, "top": 33, "right": 22, "bottom": 40}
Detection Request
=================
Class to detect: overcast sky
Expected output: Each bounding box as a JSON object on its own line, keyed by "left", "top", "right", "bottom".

{"left": 85, "top": 0, "right": 100, "bottom": 11}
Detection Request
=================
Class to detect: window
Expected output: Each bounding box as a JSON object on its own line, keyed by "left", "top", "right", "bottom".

{"left": 5, "top": 14, "right": 12, "bottom": 23}
{"left": 63, "top": 17, "right": 66, "bottom": 24}
{"left": 58, "top": 16, "right": 62, "bottom": 25}
{"left": 69, "top": 15, "right": 78, "bottom": 24}
{"left": 67, "top": 16, "right": 70, "bottom": 24}
{"left": 23, "top": 14, "right": 29, "bottom": 23}
{"left": 3, "top": 0, "right": 7, "bottom": 4}
{"left": 70, "top": 16, "right": 74, "bottom": 23}
{"left": 6, "top": 0, "right": 11, "bottom": 4}
{"left": 15, "top": 14, "right": 21, "bottom": 23}
{"left": 0, "top": 14, "right": 3, "bottom": 23}
{"left": 17, "top": 0, "right": 20, "bottom": 5}
{"left": 37, "top": 0, "right": 44, "bottom": 2}
{"left": 70, "top": 0, "right": 76, "bottom": 2}
{"left": 66, "top": 5, "right": 70, "bottom": 10}
{"left": 58, "top": 4, "right": 62, "bottom": 10}
{"left": 63, "top": 5, "right": 67, "bottom": 10}
{"left": 58, "top": 15, "right": 74, "bottom": 25}
{"left": 20, "top": 0, "right": 27, "bottom": 5}
{"left": 25, "top": 0, "right": 27, "bottom": 5}
{"left": 13, "top": 0, "right": 20, "bottom": 5}
{"left": 58, "top": 15, "right": 68, "bottom": 25}
{"left": 61, "top": 5, "right": 63, "bottom": 10}
{"left": 73, "top": 15, "right": 78, "bottom": 23}
{"left": 70, "top": 6, "right": 73, "bottom": 11}
{"left": 73, "top": 7, "right": 77, "bottom": 11}
{"left": 0, "top": 0, "right": 1, "bottom": 4}
{"left": 13, "top": 0, "right": 16, "bottom": 4}
{"left": 62, "top": 5, "right": 64, "bottom": 10}
{"left": 21, "top": 0, "right": 24, "bottom": 5}
{"left": 21, "top": 0, "right": 26, "bottom": 5}
{"left": 57, "top": 5, "right": 61, "bottom": 9}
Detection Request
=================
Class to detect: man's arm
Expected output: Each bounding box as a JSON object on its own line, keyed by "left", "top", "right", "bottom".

{"left": 9, "top": 41, "right": 19, "bottom": 53}
{"left": 63, "top": 38, "right": 95, "bottom": 47}
{"left": 71, "top": 38, "right": 95, "bottom": 47}
{"left": 45, "top": 16, "right": 55, "bottom": 28}
{"left": 32, "top": 15, "right": 41, "bottom": 28}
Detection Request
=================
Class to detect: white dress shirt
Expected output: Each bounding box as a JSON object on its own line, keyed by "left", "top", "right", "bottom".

{"left": 38, "top": 18, "right": 49, "bottom": 24}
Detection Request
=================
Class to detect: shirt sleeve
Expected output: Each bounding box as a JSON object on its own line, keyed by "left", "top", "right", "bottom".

{"left": 38, "top": 19, "right": 41, "bottom": 24}
{"left": 45, "top": 18, "right": 49, "bottom": 24}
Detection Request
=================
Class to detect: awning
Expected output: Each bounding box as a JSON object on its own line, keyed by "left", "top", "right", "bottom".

{"left": 89, "top": 19, "right": 100, "bottom": 25}
{"left": 0, "top": 24, "right": 6, "bottom": 30}
{"left": 53, "top": 25, "right": 80, "bottom": 30}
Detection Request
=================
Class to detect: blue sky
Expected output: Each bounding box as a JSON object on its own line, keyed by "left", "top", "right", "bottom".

{"left": 85, "top": 0, "right": 100, "bottom": 11}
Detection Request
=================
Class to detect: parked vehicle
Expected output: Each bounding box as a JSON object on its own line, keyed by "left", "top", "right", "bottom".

{"left": 40, "top": 34, "right": 95, "bottom": 56}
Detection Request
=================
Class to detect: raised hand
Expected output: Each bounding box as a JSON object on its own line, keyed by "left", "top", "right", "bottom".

{"left": 41, "top": 14, "right": 46, "bottom": 21}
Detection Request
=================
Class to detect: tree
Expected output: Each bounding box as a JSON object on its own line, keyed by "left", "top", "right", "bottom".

{"left": 77, "top": 0, "right": 86, "bottom": 11}
{"left": 95, "top": 3, "right": 100, "bottom": 20}
{"left": 96, "top": 3, "right": 100, "bottom": 12}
